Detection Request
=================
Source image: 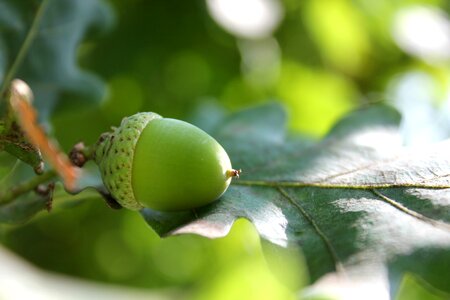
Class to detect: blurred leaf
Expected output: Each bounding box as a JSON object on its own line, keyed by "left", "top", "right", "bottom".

{"left": 0, "top": 152, "right": 18, "bottom": 185}
{"left": 0, "top": 0, "right": 113, "bottom": 120}
{"left": 186, "top": 100, "right": 227, "bottom": 135}
{"left": 0, "top": 245, "right": 178, "bottom": 300}
{"left": 142, "top": 103, "right": 450, "bottom": 297}
{"left": 193, "top": 257, "right": 295, "bottom": 300}
{"left": 276, "top": 61, "right": 357, "bottom": 135}
{"left": 303, "top": 0, "right": 371, "bottom": 75}
{"left": 0, "top": 193, "right": 48, "bottom": 224}
{"left": 396, "top": 273, "right": 447, "bottom": 300}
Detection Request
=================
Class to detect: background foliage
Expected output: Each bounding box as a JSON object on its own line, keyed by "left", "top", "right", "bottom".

{"left": 0, "top": 0, "right": 449, "bottom": 299}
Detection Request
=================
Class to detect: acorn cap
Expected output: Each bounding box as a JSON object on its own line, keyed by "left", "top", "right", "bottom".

{"left": 94, "top": 112, "right": 162, "bottom": 210}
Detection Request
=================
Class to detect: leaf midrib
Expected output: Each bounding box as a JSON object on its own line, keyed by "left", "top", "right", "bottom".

{"left": 233, "top": 180, "right": 450, "bottom": 189}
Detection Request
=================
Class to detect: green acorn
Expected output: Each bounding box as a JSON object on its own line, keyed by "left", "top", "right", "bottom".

{"left": 94, "top": 112, "right": 239, "bottom": 211}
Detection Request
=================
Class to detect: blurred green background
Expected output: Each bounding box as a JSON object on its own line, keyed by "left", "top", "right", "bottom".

{"left": 1, "top": 0, "right": 450, "bottom": 299}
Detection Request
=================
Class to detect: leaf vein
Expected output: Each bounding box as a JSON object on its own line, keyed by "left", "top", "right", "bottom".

{"left": 371, "top": 189, "right": 450, "bottom": 233}
{"left": 277, "top": 187, "right": 346, "bottom": 273}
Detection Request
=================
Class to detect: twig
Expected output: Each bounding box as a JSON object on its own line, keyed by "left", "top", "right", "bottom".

{"left": 0, "top": 170, "right": 57, "bottom": 204}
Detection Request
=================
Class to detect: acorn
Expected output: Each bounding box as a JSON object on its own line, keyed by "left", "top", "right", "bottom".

{"left": 94, "top": 112, "right": 240, "bottom": 211}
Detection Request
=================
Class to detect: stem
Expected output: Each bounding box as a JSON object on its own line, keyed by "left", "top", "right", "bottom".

{"left": 69, "top": 142, "right": 96, "bottom": 167}
{"left": 226, "top": 169, "right": 242, "bottom": 178}
{"left": 0, "top": 170, "right": 57, "bottom": 204}
{"left": 0, "top": 0, "right": 49, "bottom": 100}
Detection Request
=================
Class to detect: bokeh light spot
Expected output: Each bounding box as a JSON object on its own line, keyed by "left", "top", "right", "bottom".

{"left": 393, "top": 6, "right": 450, "bottom": 62}
{"left": 206, "top": 0, "right": 284, "bottom": 39}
